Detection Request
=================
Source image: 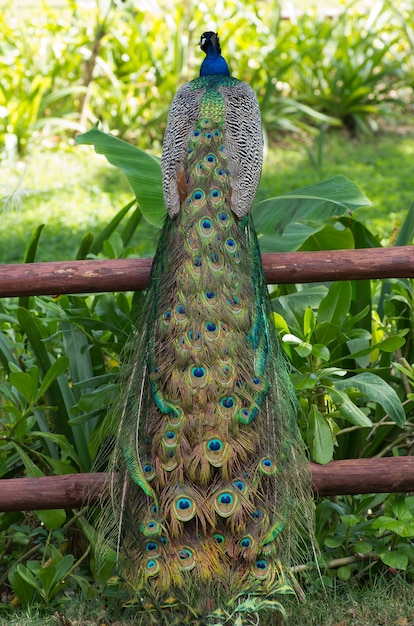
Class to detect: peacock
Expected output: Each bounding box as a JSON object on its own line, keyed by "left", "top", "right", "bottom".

{"left": 96, "top": 31, "right": 315, "bottom": 625}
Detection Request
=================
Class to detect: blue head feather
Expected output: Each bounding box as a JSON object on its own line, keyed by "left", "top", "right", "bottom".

{"left": 199, "top": 32, "right": 230, "bottom": 77}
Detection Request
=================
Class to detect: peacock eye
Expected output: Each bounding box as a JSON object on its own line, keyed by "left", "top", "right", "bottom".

{"left": 201, "top": 218, "right": 212, "bottom": 229}
{"left": 178, "top": 548, "right": 192, "bottom": 559}
{"left": 192, "top": 367, "right": 205, "bottom": 378}
{"left": 177, "top": 498, "right": 191, "bottom": 510}
{"left": 220, "top": 396, "right": 234, "bottom": 409}
{"left": 207, "top": 438, "right": 223, "bottom": 451}
{"left": 240, "top": 537, "right": 252, "bottom": 548}
{"left": 218, "top": 493, "right": 233, "bottom": 505}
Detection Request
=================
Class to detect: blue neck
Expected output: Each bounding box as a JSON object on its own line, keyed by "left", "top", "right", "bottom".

{"left": 200, "top": 53, "right": 230, "bottom": 77}
{"left": 199, "top": 33, "right": 230, "bottom": 77}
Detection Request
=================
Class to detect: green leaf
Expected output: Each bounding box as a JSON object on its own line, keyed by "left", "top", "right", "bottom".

{"left": 36, "top": 356, "right": 70, "bottom": 402}
{"left": 37, "top": 555, "right": 74, "bottom": 598}
{"left": 9, "top": 371, "right": 37, "bottom": 405}
{"left": 8, "top": 566, "right": 35, "bottom": 609}
{"left": 311, "top": 344, "right": 330, "bottom": 361}
{"left": 355, "top": 541, "right": 373, "bottom": 554}
{"left": 324, "top": 536, "right": 344, "bottom": 549}
{"left": 307, "top": 405, "right": 334, "bottom": 464}
{"left": 76, "top": 124, "right": 164, "bottom": 227}
{"left": 299, "top": 223, "right": 355, "bottom": 251}
{"left": 76, "top": 232, "right": 94, "bottom": 260}
{"left": 274, "top": 286, "right": 328, "bottom": 331}
{"left": 329, "top": 387, "right": 373, "bottom": 427}
{"left": 318, "top": 281, "right": 352, "bottom": 327}
{"left": 315, "top": 321, "right": 344, "bottom": 346}
{"left": 334, "top": 373, "right": 406, "bottom": 427}
{"left": 90, "top": 199, "right": 136, "bottom": 256}
{"left": 22, "top": 224, "right": 45, "bottom": 264}
{"left": 303, "top": 306, "right": 316, "bottom": 340}
{"left": 31, "top": 432, "right": 80, "bottom": 466}
{"left": 19, "top": 224, "right": 46, "bottom": 309}
{"left": 341, "top": 514, "right": 360, "bottom": 527}
{"left": 294, "top": 342, "right": 313, "bottom": 357}
{"left": 258, "top": 223, "right": 324, "bottom": 253}
{"left": 378, "top": 549, "right": 408, "bottom": 570}
{"left": 293, "top": 372, "right": 319, "bottom": 390}
{"left": 337, "top": 565, "right": 352, "bottom": 581}
{"left": 35, "top": 509, "right": 66, "bottom": 530}
{"left": 78, "top": 517, "right": 117, "bottom": 582}
{"left": 15, "top": 563, "right": 38, "bottom": 590}
{"left": 395, "top": 202, "right": 414, "bottom": 246}
{"left": 377, "top": 336, "right": 406, "bottom": 353}
{"left": 0, "top": 332, "right": 18, "bottom": 371}
{"left": 37, "top": 564, "right": 57, "bottom": 597}
{"left": 11, "top": 442, "right": 44, "bottom": 477}
{"left": 16, "top": 308, "right": 91, "bottom": 469}
{"left": 252, "top": 176, "right": 370, "bottom": 236}
{"left": 346, "top": 336, "right": 405, "bottom": 361}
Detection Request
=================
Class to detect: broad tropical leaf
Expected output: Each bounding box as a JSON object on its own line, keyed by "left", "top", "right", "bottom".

{"left": 252, "top": 176, "right": 371, "bottom": 235}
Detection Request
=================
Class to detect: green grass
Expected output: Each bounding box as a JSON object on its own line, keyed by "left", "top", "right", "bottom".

{"left": 260, "top": 125, "right": 414, "bottom": 245}
{"left": 0, "top": 145, "right": 158, "bottom": 263}
{"left": 1, "top": 124, "right": 413, "bottom": 265}
{"left": 283, "top": 576, "right": 414, "bottom": 625}
{"left": 1, "top": 575, "right": 412, "bottom": 625}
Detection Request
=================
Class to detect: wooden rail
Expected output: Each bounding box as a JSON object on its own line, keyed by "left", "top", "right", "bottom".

{"left": 0, "top": 458, "right": 413, "bottom": 511}
{"left": 0, "top": 247, "right": 413, "bottom": 297}
{"left": 0, "top": 247, "right": 413, "bottom": 510}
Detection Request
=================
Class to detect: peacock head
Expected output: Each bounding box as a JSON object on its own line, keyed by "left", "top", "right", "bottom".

{"left": 199, "top": 32, "right": 230, "bottom": 77}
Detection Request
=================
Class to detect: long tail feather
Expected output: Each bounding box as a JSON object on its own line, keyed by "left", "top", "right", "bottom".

{"left": 91, "top": 31, "right": 316, "bottom": 625}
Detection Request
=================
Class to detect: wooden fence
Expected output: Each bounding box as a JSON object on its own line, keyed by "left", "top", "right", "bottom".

{"left": 1, "top": 247, "right": 414, "bottom": 512}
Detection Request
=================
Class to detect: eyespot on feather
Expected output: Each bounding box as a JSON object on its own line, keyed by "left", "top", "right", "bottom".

{"left": 145, "top": 558, "right": 161, "bottom": 577}
{"left": 202, "top": 437, "right": 229, "bottom": 467}
{"left": 239, "top": 534, "right": 254, "bottom": 550}
{"left": 188, "top": 365, "right": 209, "bottom": 388}
{"left": 144, "top": 540, "right": 161, "bottom": 557}
{"left": 141, "top": 520, "right": 162, "bottom": 537}
{"left": 192, "top": 188, "right": 205, "bottom": 207}
{"left": 224, "top": 238, "right": 237, "bottom": 254}
{"left": 174, "top": 303, "right": 187, "bottom": 323}
{"left": 199, "top": 217, "right": 214, "bottom": 236}
{"left": 166, "top": 406, "right": 184, "bottom": 429}
{"left": 213, "top": 532, "right": 226, "bottom": 545}
{"left": 142, "top": 463, "right": 156, "bottom": 481}
{"left": 251, "top": 558, "right": 271, "bottom": 580}
{"left": 259, "top": 458, "right": 277, "bottom": 475}
{"left": 203, "top": 290, "right": 218, "bottom": 306}
{"left": 172, "top": 496, "right": 197, "bottom": 522}
{"left": 213, "top": 489, "right": 239, "bottom": 518}
{"left": 177, "top": 547, "right": 196, "bottom": 571}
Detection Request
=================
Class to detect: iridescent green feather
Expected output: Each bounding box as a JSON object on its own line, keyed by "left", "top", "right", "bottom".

{"left": 93, "top": 33, "right": 315, "bottom": 626}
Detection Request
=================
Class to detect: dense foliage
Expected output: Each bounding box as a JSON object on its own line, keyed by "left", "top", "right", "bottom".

{"left": 0, "top": 0, "right": 413, "bottom": 620}
{"left": 1, "top": 0, "right": 414, "bottom": 154}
